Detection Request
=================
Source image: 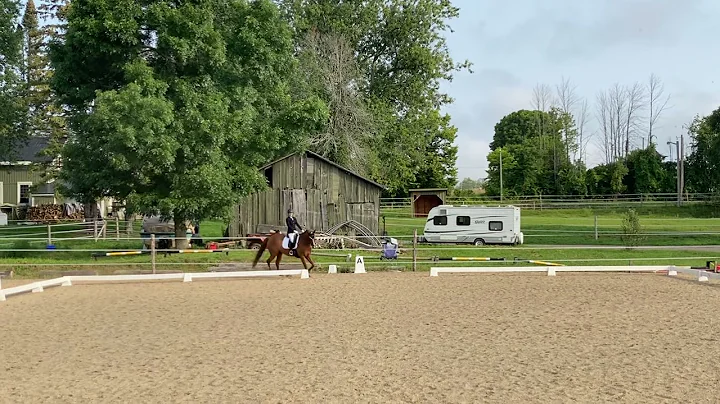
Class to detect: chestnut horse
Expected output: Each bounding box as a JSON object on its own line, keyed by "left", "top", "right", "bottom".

{"left": 251, "top": 230, "right": 317, "bottom": 271}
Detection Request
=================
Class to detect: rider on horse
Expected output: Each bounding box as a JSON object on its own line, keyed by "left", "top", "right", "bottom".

{"left": 286, "top": 209, "right": 303, "bottom": 256}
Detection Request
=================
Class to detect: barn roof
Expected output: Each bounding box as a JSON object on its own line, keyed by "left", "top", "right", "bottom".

{"left": 409, "top": 188, "right": 449, "bottom": 193}
{"left": 260, "top": 150, "right": 386, "bottom": 190}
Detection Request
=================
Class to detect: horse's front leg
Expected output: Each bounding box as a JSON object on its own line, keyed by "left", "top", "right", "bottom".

{"left": 305, "top": 254, "right": 316, "bottom": 271}
{"left": 298, "top": 255, "right": 308, "bottom": 270}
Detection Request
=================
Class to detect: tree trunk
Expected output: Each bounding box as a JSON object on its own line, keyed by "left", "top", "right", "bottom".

{"left": 174, "top": 215, "right": 190, "bottom": 250}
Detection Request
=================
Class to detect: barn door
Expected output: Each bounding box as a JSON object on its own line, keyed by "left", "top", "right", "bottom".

{"left": 291, "top": 189, "right": 307, "bottom": 227}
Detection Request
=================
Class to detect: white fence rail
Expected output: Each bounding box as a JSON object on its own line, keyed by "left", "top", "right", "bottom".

{"left": 429, "top": 265, "right": 720, "bottom": 282}
{"left": 0, "top": 270, "right": 309, "bottom": 302}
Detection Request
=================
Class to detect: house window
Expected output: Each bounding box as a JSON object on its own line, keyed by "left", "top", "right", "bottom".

{"left": 18, "top": 182, "right": 32, "bottom": 205}
{"left": 489, "top": 221, "right": 503, "bottom": 231}
{"left": 433, "top": 215, "right": 447, "bottom": 226}
{"left": 456, "top": 216, "right": 471, "bottom": 226}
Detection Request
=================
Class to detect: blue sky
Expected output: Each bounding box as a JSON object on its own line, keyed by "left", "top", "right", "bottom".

{"left": 441, "top": 0, "right": 720, "bottom": 182}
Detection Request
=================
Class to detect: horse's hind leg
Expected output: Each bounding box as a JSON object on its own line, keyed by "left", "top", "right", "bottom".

{"left": 266, "top": 252, "right": 277, "bottom": 270}
{"left": 275, "top": 253, "right": 283, "bottom": 270}
{"left": 298, "top": 255, "right": 308, "bottom": 270}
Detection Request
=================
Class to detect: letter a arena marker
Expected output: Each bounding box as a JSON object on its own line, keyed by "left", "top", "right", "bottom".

{"left": 354, "top": 256, "right": 366, "bottom": 274}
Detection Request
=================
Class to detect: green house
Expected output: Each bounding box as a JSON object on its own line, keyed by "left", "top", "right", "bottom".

{"left": 0, "top": 137, "right": 61, "bottom": 213}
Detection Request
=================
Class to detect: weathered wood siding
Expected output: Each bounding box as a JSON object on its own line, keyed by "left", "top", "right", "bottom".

{"left": 233, "top": 153, "right": 381, "bottom": 237}
{"left": 0, "top": 167, "right": 45, "bottom": 205}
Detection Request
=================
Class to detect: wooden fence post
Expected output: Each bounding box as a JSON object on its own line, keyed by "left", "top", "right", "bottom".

{"left": 151, "top": 234, "right": 156, "bottom": 275}
{"left": 412, "top": 228, "right": 417, "bottom": 272}
{"left": 594, "top": 215, "right": 599, "bottom": 240}
{"left": 47, "top": 224, "right": 52, "bottom": 246}
{"left": 93, "top": 220, "right": 98, "bottom": 242}
{"left": 115, "top": 216, "right": 120, "bottom": 241}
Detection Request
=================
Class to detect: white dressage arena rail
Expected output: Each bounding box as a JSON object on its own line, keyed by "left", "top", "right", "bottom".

{"left": 0, "top": 269, "right": 309, "bottom": 302}
{"left": 0, "top": 277, "right": 72, "bottom": 301}
{"left": 430, "top": 265, "right": 720, "bottom": 282}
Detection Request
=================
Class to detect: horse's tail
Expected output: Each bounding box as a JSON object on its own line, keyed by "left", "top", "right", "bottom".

{"left": 251, "top": 236, "right": 269, "bottom": 268}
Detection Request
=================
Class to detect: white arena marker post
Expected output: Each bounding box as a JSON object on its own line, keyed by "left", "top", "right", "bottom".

{"left": 301, "top": 270, "right": 310, "bottom": 279}
{"left": 547, "top": 267, "right": 556, "bottom": 276}
{"left": 183, "top": 273, "right": 192, "bottom": 283}
{"left": 668, "top": 266, "right": 678, "bottom": 276}
{"left": 354, "top": 256, "right": 366, "bottom": 274}
{"left": 698, "top": 270, "right": 709, "bottom": 282}
{"left": 328, "top": 264, "right": 337, "bottom": 274}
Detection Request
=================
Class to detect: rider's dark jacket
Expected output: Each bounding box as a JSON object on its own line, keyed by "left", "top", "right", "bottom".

{"left": 286, "top": 216, "right": 302, "bottom": 234}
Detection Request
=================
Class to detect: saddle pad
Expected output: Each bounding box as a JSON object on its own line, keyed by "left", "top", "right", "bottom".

{"left": 282, "top": 236, "right": 291, "bottom": 249}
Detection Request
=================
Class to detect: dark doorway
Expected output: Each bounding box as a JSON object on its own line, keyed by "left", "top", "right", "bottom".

{"left": 413, "top": 195, "right": 443, "bottom": 218}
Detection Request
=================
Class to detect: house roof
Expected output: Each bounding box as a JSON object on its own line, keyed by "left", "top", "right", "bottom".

{"left": 2, "top": 137, "right": 53, "bottom": 164}
{"left": 260, "top": 150, "right": 386, "bottom": 190}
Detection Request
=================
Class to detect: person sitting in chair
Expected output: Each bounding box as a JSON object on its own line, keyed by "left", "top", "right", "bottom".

{"left": 286, "top": 209, "right": 303, "bottom": 256}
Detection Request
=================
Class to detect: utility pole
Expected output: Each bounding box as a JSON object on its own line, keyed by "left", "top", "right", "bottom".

{"left": 499, "top": 147, "right": 503, "bottom": 203}
{"left": 680, "top": 134, "right": 685, "bottom": 204}
{"left": 668, "top": 139, "right": 680, "bottom": 206}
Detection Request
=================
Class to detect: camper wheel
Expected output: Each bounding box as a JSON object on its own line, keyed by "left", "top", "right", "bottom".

{"left": 473, "top": 238, "right": 485, "bottom": 246}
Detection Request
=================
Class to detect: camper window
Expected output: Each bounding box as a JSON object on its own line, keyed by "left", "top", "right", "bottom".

{"left": 456, "top": 216, "right": 471, "bottom": 226}
{"left": 489, "top": 221, "right": 503, "bottom": 231}
{"left": 433, "top": 216, "right": 448, "bottom": 226}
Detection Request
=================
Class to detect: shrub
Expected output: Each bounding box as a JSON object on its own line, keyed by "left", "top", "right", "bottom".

{"left": 621, "top": 208, "right": 645, "bottom": 247}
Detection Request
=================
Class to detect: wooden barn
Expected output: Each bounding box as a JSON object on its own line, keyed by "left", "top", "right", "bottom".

{"left": 231, "top": 151, "right": 385, "bottom": 238}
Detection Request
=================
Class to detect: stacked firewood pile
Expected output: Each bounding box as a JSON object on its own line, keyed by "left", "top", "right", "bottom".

{"left": 26, "top": 204, "right": 84, "bottom": 222}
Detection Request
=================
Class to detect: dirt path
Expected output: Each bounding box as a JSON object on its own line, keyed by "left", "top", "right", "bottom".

{"left": 1, "top": 272, "right": 719, "bottom": 403}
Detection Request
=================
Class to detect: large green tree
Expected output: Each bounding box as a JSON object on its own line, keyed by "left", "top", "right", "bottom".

{"left": 686, "top": 108, "right": 720, "bottom": 194}
{"left": 0, "top": 0, "right": 26, "bottom": 160}
{"left": 487, "top": 108, "right": 582, "bottom": 196}
{"left": 296, "top": 29, "right": 374, "bottom": 174}
{"left": 277, "top": 0, "right": 469, "bottom": 195}
{"left": 623, "top": 145, "right": 667, "bottom": 195}
{"left": 51, "top": 0, "right": 327, "bottom": 247}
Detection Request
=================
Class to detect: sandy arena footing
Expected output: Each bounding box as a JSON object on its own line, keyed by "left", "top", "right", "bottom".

{"left": 1, "top": 272, "right": 719, "bottom": 403}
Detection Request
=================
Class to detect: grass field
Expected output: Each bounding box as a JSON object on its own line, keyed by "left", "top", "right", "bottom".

{"left": 382, "top": 208, "right": 720, "bottom": 246}
{"left": 1, "top": 241, "right": 719, "bottom": 278}
{"left": 2, "top": 205, "right": 720, "bottom": 278}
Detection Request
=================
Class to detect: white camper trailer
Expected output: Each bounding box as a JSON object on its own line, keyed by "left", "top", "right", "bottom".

{"left": 421, "top": 205, "right": 523, "bottom": 246}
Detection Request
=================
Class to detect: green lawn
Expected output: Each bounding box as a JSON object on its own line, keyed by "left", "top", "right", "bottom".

{"left": 2, "top": 208, "right": 720, "bottom": 278}
{"left": 1, "top": 242, "right": 718, "bottom": 278}
{"left": 382, "top": 208, "right": 720, "bottom": 246}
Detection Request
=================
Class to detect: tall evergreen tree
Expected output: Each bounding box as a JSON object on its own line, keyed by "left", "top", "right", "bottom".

{"left": 0, "top": 0, "right": 26, "bottom": 160}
